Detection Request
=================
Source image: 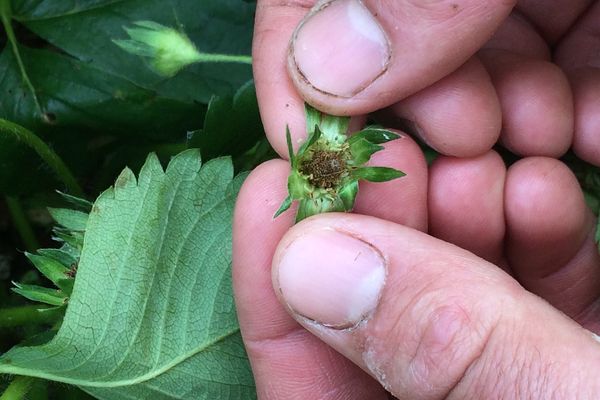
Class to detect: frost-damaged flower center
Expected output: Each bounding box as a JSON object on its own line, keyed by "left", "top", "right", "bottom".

{"left": 299, "top": 150, "right": 346, "bottom": 189}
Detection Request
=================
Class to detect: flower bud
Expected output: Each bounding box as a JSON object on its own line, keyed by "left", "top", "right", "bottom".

{"left": 113, "top": 21, "right": 202, "bottom": 77}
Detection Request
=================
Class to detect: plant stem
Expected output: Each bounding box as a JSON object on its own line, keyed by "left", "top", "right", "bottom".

{"left": 0, "top": 0, "right": 43, "bottom": 116}
{"left": 0, "top": 119, "right": 83, "bottom": 197}
{"left": 0, "top": 305, "right": 62, "bottom": 328}
{"left": 196, "top": 53, "right": 252, "bottom": 64}
{"left": 4, "top": 197, "right": 39, "bottom": 252}
{"left": 0, "top": 376, "right": 35, "bottom": 400}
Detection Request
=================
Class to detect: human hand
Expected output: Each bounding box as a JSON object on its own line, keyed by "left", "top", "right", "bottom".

{"left": 234, "top": 0, "right": 600, "bottom": 398}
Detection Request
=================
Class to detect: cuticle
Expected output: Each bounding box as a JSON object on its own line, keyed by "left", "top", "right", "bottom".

{"left": 288, "top": 0, "right": 392, "bottom": 98}
{"left": 280, "top": 226, "right": 388, "bottom": 331}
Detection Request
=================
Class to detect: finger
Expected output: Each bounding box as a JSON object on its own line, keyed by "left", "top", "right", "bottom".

{"left": 254, "top": 1, "right": 368, "bottom": 158}
{"left": 504, "top": 157, "right": 600, "bottom": 320}
{"left": 253, "top": 1, "right": 313, "bottom": 158}
{"left": 384, "top": 57, "right": 501, "bottom": 158}
{"left": 515, "top": 0, "right": 594, "bottom": 44}
{"left": 288, "top": 0, "right": 515, "bottom": 115}
{"left": 428, "top": 151, "right": 506, "bottom": 265}
{"left": 484, "top": 10, "right": 550, "bottom": 59}
{"left": 555, "top": 1, "right": 600, "bottom": 166}
{"left": 233, "top": 159, "right": 388, "bottom": 399}
{"left": 479, "top": 49, "right": 574, "bottom": 157}
{"left": 354, "top": 133, "right": 428, "bottom": 231}
{"left": 272, "top": 213, "right": 600, "bottom": 399}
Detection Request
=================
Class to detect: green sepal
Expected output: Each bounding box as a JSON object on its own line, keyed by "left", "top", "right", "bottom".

{"left": 25, "top": 253, "right": 71, "bottom": 291}
{"left": 353, "top": 167, "right": 406, "bottom": 182}
{"left": 339, "top": 180, "right": 359, "bottom": 211}
{"left": 12, "top": 283, "right": 68, "bottom": 307}
{"left": 288, "top": 170, "right": 308, "bottom": 199}
{"left": 285, "top": 126, "right": 296, "bottom": 169}
{"left": 305, "top": 104, "right": 348, "bottom": 144}
{"left": 296, "top": 196, "right": 346, "bottom": 223}
{"left": 48, "top": 208, "right": 89, "bottom": 232}
{"left": 305, "top": 104, "right": 320, "bottom": 138}
{"left": 349, "top": 138, "right": 384, "bottom": 166}
{"left": 297, "top": 126, "right": 323, "bottom": 157}
{"left": 273, "top": 195, "right": 292, "bottom": 219}
{"left": 348, "top": 127, "right": 400, "bottom": 145}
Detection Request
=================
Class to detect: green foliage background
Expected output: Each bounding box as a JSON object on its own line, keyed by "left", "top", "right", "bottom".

{"left": 0, "top": 0, "right": 271, "bottom": 398}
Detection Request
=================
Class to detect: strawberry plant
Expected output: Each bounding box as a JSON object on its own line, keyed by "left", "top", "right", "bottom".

{"left": 0, "top": 1, "right": 599, "bottom": 399}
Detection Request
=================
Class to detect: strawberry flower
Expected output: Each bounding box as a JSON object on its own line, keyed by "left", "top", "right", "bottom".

{"left": 275, "top": 105, "right": 405, "bottom": 222}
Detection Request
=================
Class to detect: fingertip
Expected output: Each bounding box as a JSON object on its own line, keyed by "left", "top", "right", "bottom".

{"left": 233, "top": 159, "right": 295, "bottom": 339}
{"left": 569, "top": 68, "right": 600, "bottom": 166}
{"left": 428, "top": 151, "right": 506, "bottom": 263}
{"left": 287, "top": 0, "right": 514, "bottom": 115}
{"left": 504, "top": 157, "right": 588, "bottom": 277}
{"left": 253, "top": 1, "right": 309, "bottom": 158}
{"left": 353, "top": 133, "right": 428, "bottom": 230}
{"left": 480, "top": 50, "right": 574, "bottom": 158}
{"left": 389, "top": 57, "right": 502, "bottom": 158}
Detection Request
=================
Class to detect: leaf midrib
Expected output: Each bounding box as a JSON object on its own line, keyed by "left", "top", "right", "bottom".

{"left": 0, "top": 326, "right": 241, "bottom": 388}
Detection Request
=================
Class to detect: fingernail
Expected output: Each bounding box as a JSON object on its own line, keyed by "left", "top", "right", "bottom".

{"left": 290, "top": 0, "right": 391, "bottom": 97}
{"left": 275, "top": 229, "right": 386, "bottom": 329}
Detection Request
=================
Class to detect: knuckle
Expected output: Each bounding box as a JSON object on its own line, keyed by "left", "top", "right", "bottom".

{"left": 451, "top": 314, "right": 567, "bottom": 399}
{"left": 362, "top": 278, "right": 500, "bottom": 399}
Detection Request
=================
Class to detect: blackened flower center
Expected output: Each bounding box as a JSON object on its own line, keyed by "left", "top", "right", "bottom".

{"left": 299, "top": 150, "right": 346, "bottom": 189}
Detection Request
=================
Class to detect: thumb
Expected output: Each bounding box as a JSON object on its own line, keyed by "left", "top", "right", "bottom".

{"left": 289, "top": 0, "right": 514, "bottom": 115}
{"left": 272, "top": 214, "right": 600, "bottom": 399}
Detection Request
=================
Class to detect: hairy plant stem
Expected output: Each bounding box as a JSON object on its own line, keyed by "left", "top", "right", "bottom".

{"left": 0, "top": 376, "right": 35, "bottom": 400}
{"left": 194, "top": 53, "right": 252, "bottom": 64}
{"left": 0, "top": 119, "right": 84, "bottom": 197}
{"left": 0, "top": 305, "right": 62, "bottom": 328}
{"left": 0, "top": 0, "right": 43, "bottom": 116}
{"left": 4, "top": 197, "right": 39, "bottom": 252}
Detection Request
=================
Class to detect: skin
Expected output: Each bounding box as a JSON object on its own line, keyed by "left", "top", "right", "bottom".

{"left": 233, "top": 0, "right": 600, "bottom": 398}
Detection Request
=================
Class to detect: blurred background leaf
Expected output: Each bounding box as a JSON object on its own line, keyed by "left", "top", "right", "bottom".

{"left": 0, "top": 0, "right": 257, "bottom": 195}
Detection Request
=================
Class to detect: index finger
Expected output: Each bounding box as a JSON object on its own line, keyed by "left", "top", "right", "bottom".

{"left": 253, "top": 1, "right": 312, "bottom": 157}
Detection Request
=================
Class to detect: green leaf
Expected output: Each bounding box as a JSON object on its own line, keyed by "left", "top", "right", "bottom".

{"left": 0, "top": 150, "right": 255, "bottom": 399}
{"left": 0, "top": 0, "right": 255, "bottom": 194}
{"left": 36, "top": 249, "right": 78, "bottom": 268}
{"left": 57, "top": 191, "right": 93, "bottom": 212}
{"left": 349, "top": 138, "right": 384, "bottom": 166}
{"left": 15, "top": 0, "right": 254, "bottom": 103}
{"left": 348, "top": 127, "right": 400, "bottom": 145}
{"left": 25, "top": 254, "right": 71, "bottom": 291}
{"left": 48, "top": 208, "right": 89, "bottom": 232}
{"left": 353, "top": 167, "right": 406, "bottom": 182}
{"left": 11, "top": 283, "right": 67, "bottom": 307}
{"left": 52, "top": 230, "right": 84, "bottom": 252}
{"left": 188, "top": 81, "right": 265, "bottom": 162}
